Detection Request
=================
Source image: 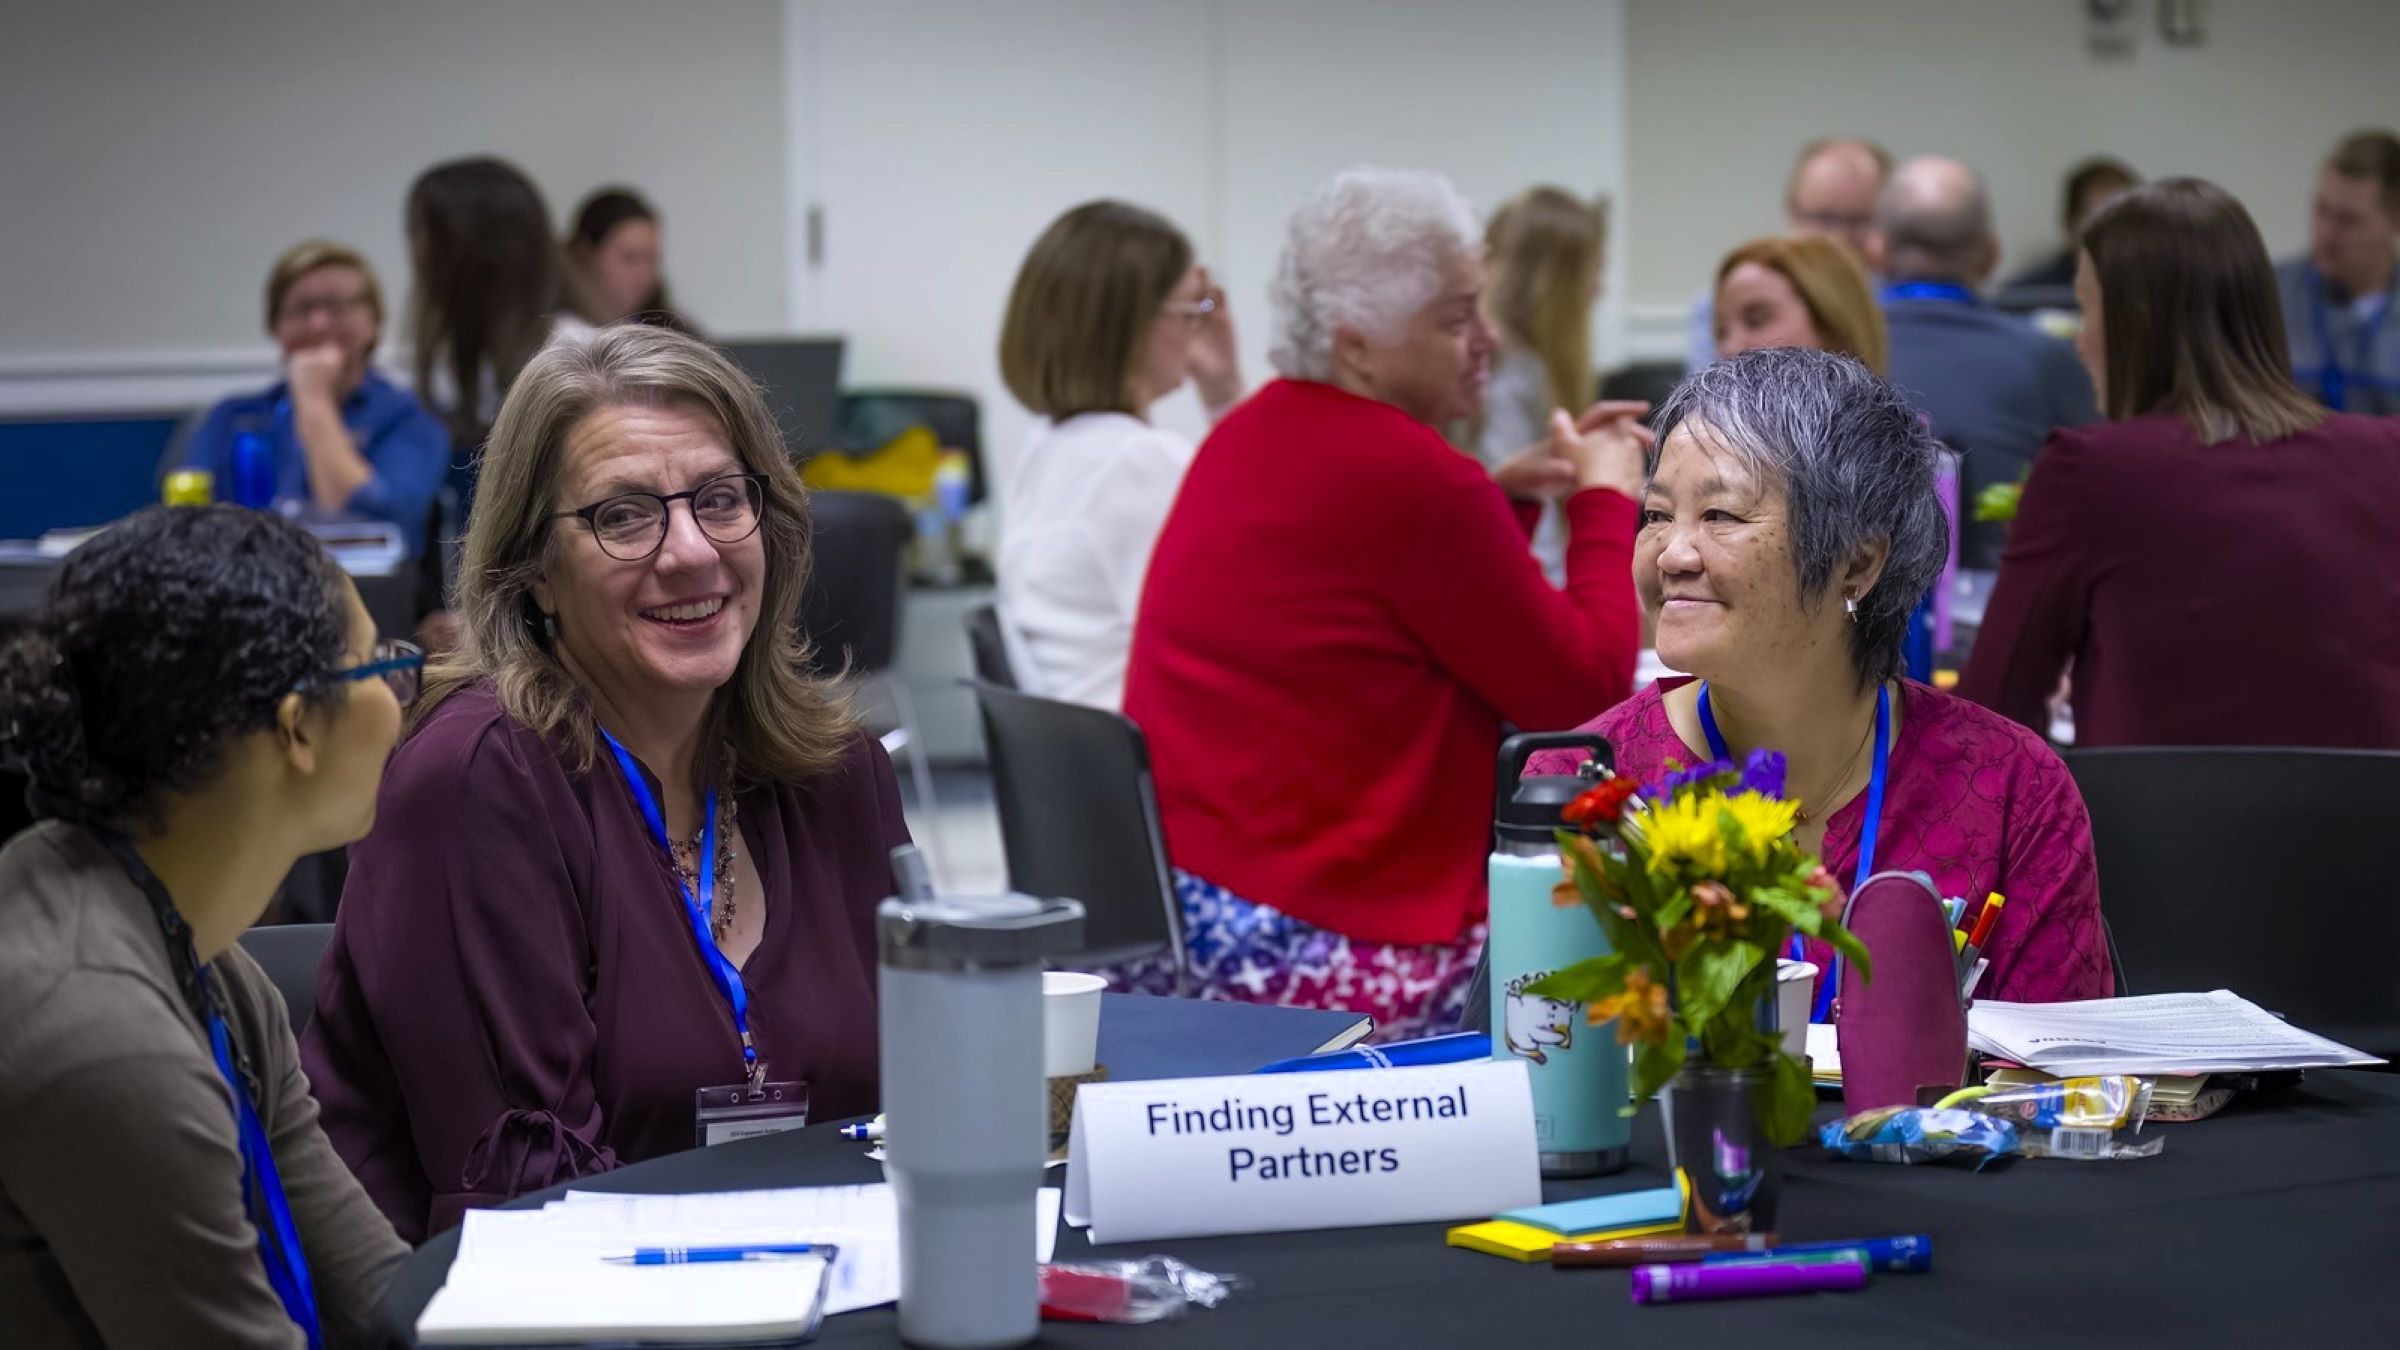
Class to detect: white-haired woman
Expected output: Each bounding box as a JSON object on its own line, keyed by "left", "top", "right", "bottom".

{"left": 1123, "top": 167, "right": 1647, "bottom": 1039}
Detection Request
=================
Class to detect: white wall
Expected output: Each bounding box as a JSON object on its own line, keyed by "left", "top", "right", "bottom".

{"left": 0, "top": 0, "right": 786, "bottom": 374}
{"left": 792, "top": 0, "right": 1629, "bottom": 462}
{"left": 1622, "top": 0, "right": 2400, "bottom": 342}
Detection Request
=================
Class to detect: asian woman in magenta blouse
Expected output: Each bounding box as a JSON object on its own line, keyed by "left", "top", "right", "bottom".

{"left": 1531, "top": 348, "right": 2113, "bottom": 1010}
{"left": 301, "top": 327, "right": 909, "bottom": 1242}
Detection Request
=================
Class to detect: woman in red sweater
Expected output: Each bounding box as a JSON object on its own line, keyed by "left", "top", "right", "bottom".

{"left": 1122, "top": 167, "right": 1646, "bottom": 1039}
{"left": 1960, "top": 179, "right": 2400, "bottom": 748}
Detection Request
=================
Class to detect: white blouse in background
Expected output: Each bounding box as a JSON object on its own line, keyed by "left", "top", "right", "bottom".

{"left": 996, "top": 411, "right": 1197, "bottom": 710}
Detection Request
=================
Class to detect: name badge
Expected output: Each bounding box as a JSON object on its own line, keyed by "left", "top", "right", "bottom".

{"left": 695, "top": 1080, "right": 810, "bottom": 1147}
{"left": 1064, "top": 1060, "right": 1539, "bottom": 1244}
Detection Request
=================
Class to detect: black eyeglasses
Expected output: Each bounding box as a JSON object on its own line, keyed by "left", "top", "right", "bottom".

{"left": 308, "top": 639, "right": 424, "bottom": 706}
{"left": 554, "top": 473, "right": 767, "bottom": 562}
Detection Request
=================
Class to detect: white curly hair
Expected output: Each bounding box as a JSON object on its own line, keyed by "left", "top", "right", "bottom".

{"left": 1267, "top": 167, "right": 1482, "bottom": 381}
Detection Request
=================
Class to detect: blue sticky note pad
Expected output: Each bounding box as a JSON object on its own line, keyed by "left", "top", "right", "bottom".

{"left": 1497, "top": 1186, "right": 1684, "bottom": 1236}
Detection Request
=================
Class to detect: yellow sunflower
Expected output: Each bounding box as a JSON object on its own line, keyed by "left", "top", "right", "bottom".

{"left": 1718, "top": 791, "right": 1801, "bottom": 864}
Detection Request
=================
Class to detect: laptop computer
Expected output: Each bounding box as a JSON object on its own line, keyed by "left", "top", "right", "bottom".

{"left": 717, "top": 337, "right": 845, "bottom": 457}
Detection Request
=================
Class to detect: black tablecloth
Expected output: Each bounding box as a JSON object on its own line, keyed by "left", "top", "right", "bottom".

{"left": 383, "top": 1023, "right": 2400, "bottom": 1347}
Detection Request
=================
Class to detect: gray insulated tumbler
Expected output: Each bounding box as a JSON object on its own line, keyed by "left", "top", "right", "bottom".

{"left": 878, "top": 893, "right": 1085, "bottom": 1348}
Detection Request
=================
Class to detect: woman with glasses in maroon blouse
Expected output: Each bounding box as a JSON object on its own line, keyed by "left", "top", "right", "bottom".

{"left": 301, "top": 325, "right": 911, "bottom": 1242}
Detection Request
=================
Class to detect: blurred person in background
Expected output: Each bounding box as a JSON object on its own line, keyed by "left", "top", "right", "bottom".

{"left": 1125, "top": 168, "right": 1647, "bottom": 1039}
{"left": 565, "top": 187, "right": 694, "bottom": 332}
{"left": 1475, "top": 185, "right": 1609, "bottom": 582}
{"left": 177, "top": 241, "right": 447, "bottom": 556}
{"left": 1872, "top": 154, "right": 2096, "bottom": 569}
{"left": 995, "top": 200, "right": 1242, "bottom": 709}
{"left": 2003, "top": 156, "right": 2140, "bottom": 291}
{"left": 1713, "top": 233, "right": 1890, "bottom": 373}
{"left": 1688, "top": 137, "right": 1891, "bottom": 369}
{"left": 1963, "top": 178, "right": 2400, "bottom": 748}
{"left": 2277, "top": 128, "right": 2400, "bottom": 415}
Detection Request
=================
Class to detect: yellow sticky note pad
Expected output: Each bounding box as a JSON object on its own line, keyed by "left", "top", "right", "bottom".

{"left": 1446, "top": 1214, "right": 1688, "bottom": 1262}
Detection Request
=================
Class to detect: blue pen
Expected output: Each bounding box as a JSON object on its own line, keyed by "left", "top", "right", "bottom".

{"left": 1711, "top": 1235, "right": 1931, "bottom": 1273}
{"left": 608, "top": 1244, "right": 822, "bottom": 1265}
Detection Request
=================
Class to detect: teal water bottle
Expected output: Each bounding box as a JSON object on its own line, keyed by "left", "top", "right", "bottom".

{"left": 1488, "top": 732, "right": 1629, "bottom": 1177}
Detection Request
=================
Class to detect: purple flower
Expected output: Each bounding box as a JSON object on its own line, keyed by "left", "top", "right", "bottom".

{"left": 1738, "top": 749, "right": 1788, "bottom": 800}
{"left": 1647, "top": 758, "right": 1735, "bottom": 801}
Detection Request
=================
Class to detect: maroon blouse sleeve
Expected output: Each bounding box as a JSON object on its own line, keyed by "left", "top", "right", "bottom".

{"left": 1982, "top": 743, "right": 2115, "bottom": 1002}
{"left": 1957, "top": 428, "right": 2102, "bottom": 732}
{"left": 304, "top": 705, "right": 619, "bottom": 1241}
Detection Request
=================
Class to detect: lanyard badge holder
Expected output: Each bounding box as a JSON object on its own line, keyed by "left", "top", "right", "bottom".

{"left": 599, "top": 730, "right": 811, "bottom": 1146}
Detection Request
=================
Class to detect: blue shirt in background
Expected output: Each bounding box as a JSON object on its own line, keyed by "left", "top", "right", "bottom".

{"left": 178, "top": 371, "right": 448, "bottom": 556}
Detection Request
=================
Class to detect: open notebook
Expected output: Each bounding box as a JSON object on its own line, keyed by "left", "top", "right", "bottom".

{"left": 418, "top": 1184, "right": 1063, "bottom": 1344}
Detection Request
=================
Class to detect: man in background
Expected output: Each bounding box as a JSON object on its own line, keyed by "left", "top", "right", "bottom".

{"left": 1686, "top": 136, "right": 1890, "bottom": 369}
{"left": 1872, "top": 155, "right": 2097, "bottom": 569}
{"left": 2002, "top": 155, "right": 2140, "bottom": 293}
{"left": 2278, "top": 129, "right": 2400, "bottom": 415}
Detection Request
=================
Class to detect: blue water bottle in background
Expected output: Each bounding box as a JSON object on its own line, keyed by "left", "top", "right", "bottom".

{"left": 1487, "top": 731, "right": 1629, "bottom": 1177}
{"left": 231, "top": 429, "right": 276, "bottom": 509}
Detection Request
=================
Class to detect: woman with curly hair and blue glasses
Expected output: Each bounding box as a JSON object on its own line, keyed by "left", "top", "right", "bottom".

{"left": 0, "top": 504, "right": 423, "bottom": 1347}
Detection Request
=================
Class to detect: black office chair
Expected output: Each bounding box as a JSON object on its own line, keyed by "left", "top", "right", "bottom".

{"left": 1597, "top": 360, "right": 1687, "bottom": 412}
{"left": 967, "top": 680, "right": 1185, "bottom": 990}
{"left": 237, "top": 922, "right": 333, "bottom": 1037}
{"left": 2065, "top": 746, "right": 2400, "bottom": 1058}
{"left": 963, "top": 603, "right": 1017, "bottom": 690}
{"left": 799, "top": 489, "right": 936, "bottom": 825}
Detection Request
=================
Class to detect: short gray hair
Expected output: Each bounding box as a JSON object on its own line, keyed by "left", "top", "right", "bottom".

{"left": 1876, "top": 155, "right": 1992, "bottom": 282}
{"left": 1649, "top": 347, "right": 1949, "bottom": 687}
{"left": 1268, "top": 167, "right": 1481, "bottom": 380}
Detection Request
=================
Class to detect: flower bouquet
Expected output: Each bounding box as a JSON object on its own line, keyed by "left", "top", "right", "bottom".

{"left": 1527, "top": 750, "right": 1871, "bottom": 1148}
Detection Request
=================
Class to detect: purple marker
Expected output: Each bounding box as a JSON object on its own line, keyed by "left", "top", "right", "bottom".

{"left": 1630, "top": 1259, "right": 1867, "bottom": 1304}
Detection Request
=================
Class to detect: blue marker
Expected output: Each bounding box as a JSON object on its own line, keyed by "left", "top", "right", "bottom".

{"left": 1707, "top": 1235, "right": 1931, "bottom": 1273}
{"left": 608, "top": 1244, "right": 822, "bottom": 1265}
{"left": 840, "top": 1115, "right": 885, "bottom": 1142}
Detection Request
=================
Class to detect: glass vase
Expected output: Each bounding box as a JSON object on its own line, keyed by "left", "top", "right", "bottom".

{"left": 1659, "top": 1062, "right": 1782, "bottom": 1235}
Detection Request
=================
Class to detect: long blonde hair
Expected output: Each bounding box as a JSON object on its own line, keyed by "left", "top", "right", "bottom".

{"left": 1485, "top": 187, "right": 1607, "bottom": 409}
{"left": 418, "top": 325, "right": 854, "bottom": 786}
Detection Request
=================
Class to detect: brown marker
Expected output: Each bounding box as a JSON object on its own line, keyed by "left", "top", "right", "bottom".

{"left": 1552, "top": 1232, "right": 1780, "bottom": 1268}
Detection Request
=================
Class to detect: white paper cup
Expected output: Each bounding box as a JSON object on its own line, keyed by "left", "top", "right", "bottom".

{"left": 1041, "top": 971, "right": 1106, "bottom": 1078}
{"left": 1775, "top": 960, "right": 1820, "bottom": 1060}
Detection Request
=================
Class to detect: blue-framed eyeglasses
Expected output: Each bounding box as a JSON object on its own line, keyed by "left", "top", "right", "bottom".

{"left": 311, "top": 639, "right": 424, "bottom": 706}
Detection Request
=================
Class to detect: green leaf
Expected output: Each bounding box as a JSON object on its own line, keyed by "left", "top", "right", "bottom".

{"left": 1525, "top": 956, "right": 1628, "bottom": 1007}
{"left": 1653, "top": 890, "right": 1694, "bottom": 933}
{"left": 1630, "top": 1031, "right": 1688, "bottom": 1105}
{"left": 1675, "top": 938, "right": 1766, "bottom": 1031}
{"left": 1757, "top": 1049, "right": 1819, "bottom": 1146}
{"left": 1973, "top": 479, "right": 2022, "bottom": 524}
{"left": 1750, "top": 885, "right": 1819, "bottom": 934}
{"left": 1824, "top": 924, "right": 1874, "bottom": 982}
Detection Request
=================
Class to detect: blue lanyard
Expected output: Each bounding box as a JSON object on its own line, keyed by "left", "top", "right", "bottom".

{"left": 1697, "top": 681, "right": 1891, "bottom": 1023}
{"left": 2304, "top": 265, "right": 2396, "bottom": 411}
{"left": 598, "top": 728, "right": 760, "bottom": 1086}
{"left": 97, "top": 831, "right": 319, "bottom": 1347}
{"left": 1881, "top": 280, "right": 1979, "bottom": 306}
{"left": 204, "top": 982, "right": 322, "bottom": 1350}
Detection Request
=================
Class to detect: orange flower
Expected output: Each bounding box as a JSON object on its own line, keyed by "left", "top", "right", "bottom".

{"left": 1690, "top": 879, "right": 1753, "bottom": 940}
{"left": 1554, "top": 835, "right": 1622, "bottom": 907}
{"left": 1589, "top": 967, "right": 1672, "bottom": 1045}
{"left": 1806, "top": 865, "right": 1848, "bottom": 925}
{"left": 1563, "top": 776, "right": 1641, "bottom": 828}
